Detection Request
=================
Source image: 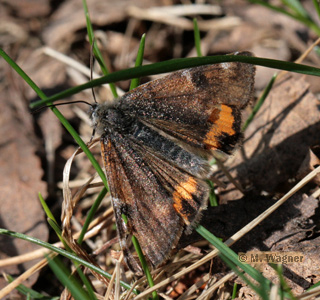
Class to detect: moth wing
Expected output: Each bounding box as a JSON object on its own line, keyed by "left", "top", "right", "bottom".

{"left": 101, "top": 132, "right": 184, "bottom": 272}
{"left": 118, "top": 52, "right": 255, "bottom": 155}
{"left": 118, "top": 52, "right": 255, "bottom": 127}
{"left": 128, "top": 135, "right": 210, "bottom": 226}
{"left": 141, "top": 102, "right": 243, "bottom": 156}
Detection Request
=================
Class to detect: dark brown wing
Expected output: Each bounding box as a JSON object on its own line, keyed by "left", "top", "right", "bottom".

{"left": 119, "top": 52, "right": 254, "bottom": 124}
{"left": 128, "top": 119, "right": 212, "bottom": 177}
{"left": 143, "top": 103, "right": 243, "bottom": 155}
{"left": 101, "top": 131, "right": 182, "bottom": 272}
{"left": 127, "top": 135, "right": 210, "bottom": 226}
{"left": 118, "top": 52, "right": 255, "bottom": 154}
{"left": 101, "top": 131, "right": 209, "bottom": 272}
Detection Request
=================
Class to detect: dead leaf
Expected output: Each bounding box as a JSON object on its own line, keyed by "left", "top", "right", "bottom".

{"left": 218, "top": 75, "right": 320, "bottom": 202}
{"left": 297, "top": 145, "right": 320, "bottom": 185}
{"left": 42, "top": 0, "right": 164, "bottom": 48}
{"left": 263, "top": 194, "right": 317, "bottom": 249}
{"left": 234, "top": 194, "right": 319, "bottom": 295}
{"left": 1, "top": 0, "right": 50, "bottom": 18}
{"left": 0, "top": 87, "right": 48, "bottom": 294}
{"left": 19, "top": 49, "right": 67, "bottom": 95}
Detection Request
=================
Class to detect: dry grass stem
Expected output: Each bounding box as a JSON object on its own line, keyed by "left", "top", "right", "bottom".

{"left": 297, "top": 285, "right": 320, "bottom": 299}
{"left": 0, "top": 254, "right": 56, "bottom": 299}
{"left": 127, "top": 6, "right": 240, "bottom": 31}
{"left": 177, "top": 273, "right": 212, "bottom": 300}
{"left": 197, "top": 272, "right": 235, "bottom": 300}
{"left": 42, "top": 46, "right": 124, "bottom": 97}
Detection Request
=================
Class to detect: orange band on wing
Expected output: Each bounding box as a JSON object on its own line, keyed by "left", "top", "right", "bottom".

{"left": 204, "top": 104, "right": 236, "bottom": 148}
{"left": 173, "top": 177, "right": 198, "bottom": 224}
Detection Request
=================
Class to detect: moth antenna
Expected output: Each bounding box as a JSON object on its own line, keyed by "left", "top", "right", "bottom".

{"left": 90, "top": 37, "right": 97, "bottom": 104}
{"left": 31, "top": 100, "right": 92, "bottom": 114}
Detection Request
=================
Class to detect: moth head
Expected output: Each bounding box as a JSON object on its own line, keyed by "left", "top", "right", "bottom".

{"left": 88, "top": 103, "right": 99, "bottom": 125}
{"left": 88, "top": 101, "right": 117, "bottom": 137}
{"left": 88, "top": 103, "right": 103, "bottom": 137}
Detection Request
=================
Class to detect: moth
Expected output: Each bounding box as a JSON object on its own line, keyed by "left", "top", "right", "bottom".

{"left": 89, "top": 52, "right": 255, "bottom": 273}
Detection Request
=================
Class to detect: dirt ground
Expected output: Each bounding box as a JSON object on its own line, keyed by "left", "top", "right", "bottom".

{"left": 1, "top": 0, "right": 320, "bottom": 299}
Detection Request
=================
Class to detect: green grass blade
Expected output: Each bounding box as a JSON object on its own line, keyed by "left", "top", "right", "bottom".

{"left": 5, "top": 274, "right": 59, "bottom": 299}
{"left": 30, "top": 55, "right": 320, "bottom": 109}
{"left": 39, "top": 193, "right": 66, "bottom": 249}
{"left": 195, "top": 225, "right": 269, "bottom": 284}
{"left": 0, "top": 228, "right": 138, "bottom": 294}
{"left": 220, "top": 252, "right": 269, "bottom": 299}
{"left": 47, "top": 222, "right": 98, "bottom": 299}
{"left": 307, "top": 279, "right": 320, "bottom": 290}
{"left": 0, "top": 49, "right": 108, "bottom": 191}
{"left": 207, "top": 180, "right": 218, "bottom": 207}
{"left": 196, "top": 225, "right": 274, "bottom": 299}
{"left": 313, "top": 0, "right": 320, "bottom": 19}
{"left": 73, "top": 261, "right": 97, "bottom": 300}
{"left": 130, "top": 33, "right": 146, "bottom": 90}
{"left": 41, "top": 193, "right": 95, "bottom": 297}
{"left": 81, "top": 0, "right": 118, "bottom": 98}
{"left": 193, "top": 18, "right": 202, "bottom": 57}
{"left": 46, "top": 255, "right": 94, "bottom": 300}
{"left": 242, "top": 73, "right": 277, "bottom": 131}
{"left": 47, "top": 219, "right": 65, "bottom": 245}
{"left": 121, "top": 215, "right": 158, "bottom": 299}
{"left": 281, "top": 0, "right": 311, "bottom": 19}
{"left": 269, "top": 264, "right": 296, "bottom": 299}
{"left": 0, "top": 48, "right": 47, "bottom": 99}
{"left": 55, "top": 114, "right": 108, "bottom": 190}
{"left": 131, "top": 235, "right": 159, "bottom": 300}
{"left": 248, "top": 0, "right": 320, "bottom": 35}
{"left": 125, "top": 33, "right": 158, "bottom": 299}
{"left": 248, "top": 0, "right": 297, "bottom": 19}
{"left": 77, "top": 187, "right": 108, "bottom": 245}
{"left": 38, "top": 192, "right": 57, "bottom": 223}
{"left": 232, "top": 282, "right": 238, "bottom": 299}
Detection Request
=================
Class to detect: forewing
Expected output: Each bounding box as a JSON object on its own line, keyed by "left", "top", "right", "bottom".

{"left": 143, "top": 103, "right": 243, "bottom": 155}
{"left": 118, "top": 52, "right": 255, "bottom": 155}
{"left": 101, "top": 132, "right": 184, "bottom": 272}
{"left": 119, "top": 52, "right": 255, "bottom": 125}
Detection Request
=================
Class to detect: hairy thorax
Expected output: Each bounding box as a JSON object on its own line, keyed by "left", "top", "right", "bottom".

{"left": 89, "top": 102, "right": 134, "bottom": 136}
